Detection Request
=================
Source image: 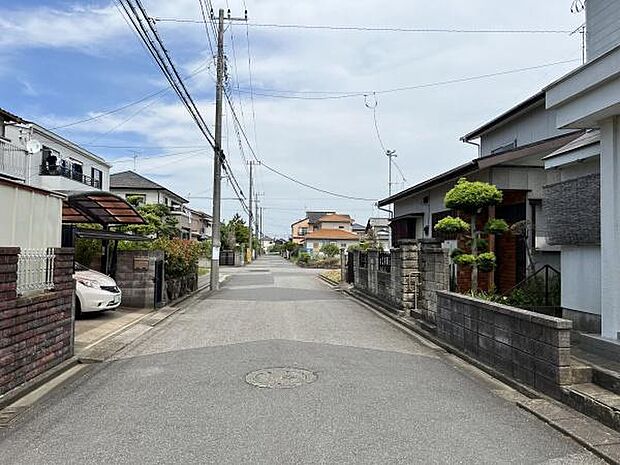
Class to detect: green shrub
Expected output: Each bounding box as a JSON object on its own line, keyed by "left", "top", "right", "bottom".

{"left": 320, "top": 243, "right": 340, "bottom": 257}
{"left": 453, "top": 253, "right": 475, "bottom": 266}
{"left": 444, "top": 178, "right": 503, "bottom": 213}
{"left": 485, "top": 218, "right": 509, "bottom": 235}
{"left": 434, "top": 216, "right": 469, "bottom": 234}
{"left": 298, "top": 252, "right": 311, "bottom": 264}
{"left": 476, "top": 252, "right": 496, "bottom": 272}
{"left": 450, "top": 248, "right": 465, "bottom": 259}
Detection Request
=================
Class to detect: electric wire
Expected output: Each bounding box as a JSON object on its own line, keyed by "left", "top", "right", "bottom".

{"left": 230, "top": 59, "right": 580, "bottom": 100}
{"left": 153, "top": 18, "right": 573, "bottom": 34}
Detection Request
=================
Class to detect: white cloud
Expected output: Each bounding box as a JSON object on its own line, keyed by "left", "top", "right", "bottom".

{"left": 7, "top": 0, "right": 586, "bottom": 237}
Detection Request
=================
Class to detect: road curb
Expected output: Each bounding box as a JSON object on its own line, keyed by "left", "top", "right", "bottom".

{"left": 338, "top": 285, "right": 620, "bottom": 464}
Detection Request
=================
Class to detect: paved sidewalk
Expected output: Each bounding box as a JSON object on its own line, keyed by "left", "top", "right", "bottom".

{"left": 0, "top": 257, "right": 605, "bottom": 464}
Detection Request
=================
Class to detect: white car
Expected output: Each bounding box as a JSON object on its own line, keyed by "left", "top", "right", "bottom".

{"left": 74, "top": 264, "right": 122, "bottom": 316}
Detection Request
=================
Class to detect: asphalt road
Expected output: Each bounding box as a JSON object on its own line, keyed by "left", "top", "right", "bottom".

{"left": 0, "top": 256, "right": 605, "bottom": 464}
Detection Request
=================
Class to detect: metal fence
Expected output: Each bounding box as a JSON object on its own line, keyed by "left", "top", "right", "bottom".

{"left": 0, "top": 140, "right": 27, "bottom": 180}
{"left": 378, "top": 252, "right": 391, "bottom": 273}
{"left": 16, "top": 248, "right": 56, "bottom": 295}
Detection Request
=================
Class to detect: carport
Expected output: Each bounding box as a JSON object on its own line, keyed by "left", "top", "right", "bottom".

{"left": 61, "top": 191, "right": 147, "bottom": 276}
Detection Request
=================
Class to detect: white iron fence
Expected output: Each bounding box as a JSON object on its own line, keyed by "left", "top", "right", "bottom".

{"left": 16, "top": 248, "right": 55, "bottom": 295}
{"left": 0, "top": 139, "right": 28, "bottom": 181}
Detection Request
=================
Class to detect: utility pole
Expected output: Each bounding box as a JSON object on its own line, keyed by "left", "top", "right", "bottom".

{"left": 210, "top": 8, "right": 247, "bottom": 289}
{"left": 255, "top": 194, "right": 261, "bottom": 255}
{"left": 386, "top": 149, "right": 397, "bottom": 197}
{"left": 247, "top": 161, "right": 255, "bottom": 263}
{"left": 210, "top": 8, "right": 225, "bottom": 291}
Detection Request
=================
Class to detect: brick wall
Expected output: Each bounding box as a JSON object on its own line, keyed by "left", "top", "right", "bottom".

{"left": 436, "top": 291, "right": 572, "bottom": 393}
{"left": 0, "top": 248, "right": 74, "bottom": 396}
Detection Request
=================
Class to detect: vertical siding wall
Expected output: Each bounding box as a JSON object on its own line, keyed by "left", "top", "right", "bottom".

{"left": 587, "top": 0, "right": 620, "bottom": 61}
{"left": 0, "top": 248, "right": 74, "bottom": 396}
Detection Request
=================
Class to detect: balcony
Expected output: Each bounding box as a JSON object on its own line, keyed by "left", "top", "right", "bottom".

{"left": 0, "top": 139, "right": 27, "bottom": 181}
{"left": 39, "top": 163, "right": 101, "bottom": 189}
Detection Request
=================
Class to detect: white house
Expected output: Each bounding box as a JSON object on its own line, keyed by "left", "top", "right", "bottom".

{"left": 4, "top": 121, "right": 111, "bottom": 193}
{"left": 543, "top": 0, "right": 620, "bottom": 341}
{"left": 110, "top": 170, "right": 211, "bottom": 240}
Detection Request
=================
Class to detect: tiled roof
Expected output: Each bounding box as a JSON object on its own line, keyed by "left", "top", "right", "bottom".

{"left": 110, "top": 171, "right": 166, "bottom": 190}
{"left": 304, "top": 229, "right": 359, "bottom": 240}
{"left": 318, "top": 214, "right": 351, "bottom": 223}
{"left": 307, "top": 211, "right": 335, "bottom": 224}
{"left": 110, "top": 171, "right": 188, "bottom": 203}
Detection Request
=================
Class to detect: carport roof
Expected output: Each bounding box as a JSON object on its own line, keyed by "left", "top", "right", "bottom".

{"left": 62, "top": 191, "right": 145, "bottom": 226}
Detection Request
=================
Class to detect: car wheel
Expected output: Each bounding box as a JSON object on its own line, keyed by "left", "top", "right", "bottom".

{"left": 75, "top": 296, "right": 82, "bottom": 319}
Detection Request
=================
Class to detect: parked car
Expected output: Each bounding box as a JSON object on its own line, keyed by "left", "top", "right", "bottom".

{"left": 73, "top": 264, "right": 122, "bottom": 316}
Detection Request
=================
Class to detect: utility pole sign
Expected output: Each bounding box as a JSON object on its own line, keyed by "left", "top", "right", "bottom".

{"left": 210, "top": 8, "right": 247, "bottom": 291}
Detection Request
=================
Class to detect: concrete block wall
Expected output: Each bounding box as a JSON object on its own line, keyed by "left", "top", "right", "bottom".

{"left": 0, "top": 247, "right": 74, "bottom": 396}
{"left": 115, "top": 250, "right": 164, "bottom": 308}
{"left": 437, "top": 291, "right": 572, "bottom": 393}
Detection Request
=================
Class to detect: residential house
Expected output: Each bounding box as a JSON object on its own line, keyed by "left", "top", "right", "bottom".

{"left": 379, "top": 92, "right": 582, "bottom": 292}
{"left": 261, "top": 235, "right": 275, "bottom": 251}
{"left": 307, "top": 210, "right": 336, "bottom": 232}
{"left": 365, "top": 217, "right": 391, "bottom": 250}
{"left": 187, "top": 207, "right": 213, "bottom": 241}
{"left": 541, "top": 0, "right": 620, "bottom": 340}
{"left": 110, "top": 170, "right": 211, "bottom": 240}
{"left": 291, "top": 217, "right": 309, "bottom": 244}
{"left": 352, "top": 222, "right": 366, "bottom": 239}
{"left": 290, "top": 211, "right": 336, "bottom": 244}
{"left": 5, "top": 120, "right": 111, "bottom": 192}
{"left": 302, "top": 213, "right": 359, "bottom": 253}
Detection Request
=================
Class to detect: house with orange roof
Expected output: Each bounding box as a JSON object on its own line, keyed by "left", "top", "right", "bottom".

{"left": 302, "top": 213, "right": 359, "bottom": 252}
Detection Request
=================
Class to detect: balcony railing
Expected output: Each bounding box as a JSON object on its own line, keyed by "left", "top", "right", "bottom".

{"left": 40, "top": 163, "right": 101, "bottom": 189}
{"left": 0, "top": 139, "right": 27, "bottom": 180}
{"left": 16, "top": 248, "right": 55, "bottom": 295}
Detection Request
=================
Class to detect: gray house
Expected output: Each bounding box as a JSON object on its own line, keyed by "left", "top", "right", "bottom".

{"left": 379, "top": 92, "right": 582, "bottom": 292}
{"left": 541, "top": 0, "right": 620, "bottom": 341}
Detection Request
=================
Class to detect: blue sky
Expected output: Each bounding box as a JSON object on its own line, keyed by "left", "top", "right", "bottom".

{"left": 0, "top": 1, "right": 585, "bottom": 237}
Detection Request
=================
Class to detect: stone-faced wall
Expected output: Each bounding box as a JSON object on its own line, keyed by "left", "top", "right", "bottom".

{"left": 0, "top": 248, "right": 74, "bottom": 396}
{"left": 351, "top": 241, "right": 448, "bottom": 320}
{"left": 436, "top": 291, "right": 572, "bottom": 393}
{"left": 544, "top": 173, "right": 601, "bottom": 246}
{"left": 418, "top": 240, "right": 450, "bottom": 324}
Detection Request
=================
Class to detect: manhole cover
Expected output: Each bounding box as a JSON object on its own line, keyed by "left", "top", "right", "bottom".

{"left": 245, "top": 367, "right": 317, "bottom": 389}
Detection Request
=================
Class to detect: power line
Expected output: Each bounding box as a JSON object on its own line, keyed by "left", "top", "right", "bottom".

{"left": 49, "top": 62, "right": 210, "bottom": 131}
{"left": 230, "top": 58, "right": 580, "bottom": 101}
{"left": 260, "top": 161, "right": 378, "bottom": 202}
{"left": 153, "top": 18, "right": 573, "bottom": 34}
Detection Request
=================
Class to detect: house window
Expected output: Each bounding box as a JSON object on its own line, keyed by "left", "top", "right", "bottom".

{"left": 299, "top": 227, "right": 308, "bottom": 236}
{"left": 0, "top": 118, "right": 5, "bottom": 139}
{"left": 313, "top": 242, "right": 319, "bottom": 249}
{"left": 91, "top": 167, "right": 103, "bottom": 189}
{"left": 70, "top": 161, "right": 83, "bottom": 182}
{"left": 126, "top": 193, "right": 146, "bottom": 205}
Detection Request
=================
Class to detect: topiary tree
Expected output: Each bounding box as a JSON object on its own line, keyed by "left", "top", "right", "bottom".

{"left": 434, "top": 178, "right": 508, "bottom": 291}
